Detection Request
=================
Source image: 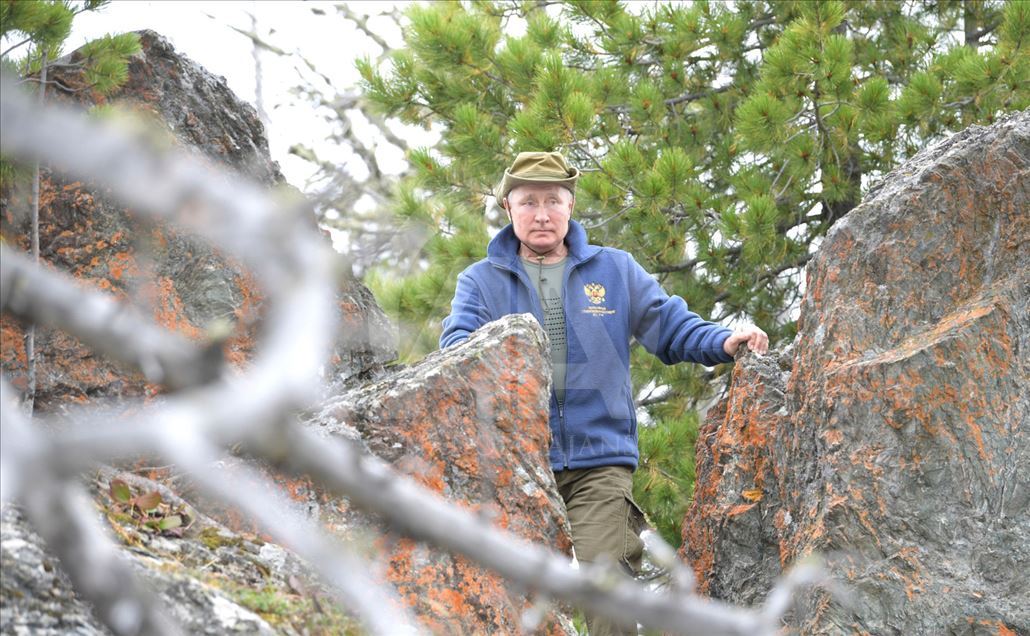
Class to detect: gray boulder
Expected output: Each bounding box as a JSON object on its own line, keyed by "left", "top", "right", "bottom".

{"left": 683, "top": 111, "right": 1029, "bottom": 634}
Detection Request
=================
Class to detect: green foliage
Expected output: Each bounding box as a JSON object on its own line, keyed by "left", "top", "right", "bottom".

{"left": 106, "top": 478, "right": 187, "bottom": 535}
{"left": 1, "top": 1, "right": 139, "bottom": 187}
{"left": 354, "top": 0, "right": 1029, "bottom": 541}
{"left": 2, "top": 0, "right": 139, "bottom": 83}
{"left": 222, "top": 582, "right": 360, "bottom": 635}
{"left": 633, "top": 414, "right": 700, "bottom": 547}
{"left": 77, "top": 31, "right": 140, "bottom": 93}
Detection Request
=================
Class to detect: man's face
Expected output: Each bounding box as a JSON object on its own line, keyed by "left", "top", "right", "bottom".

{"left": 505, "top": 184, "right": 574, "bottom": 254}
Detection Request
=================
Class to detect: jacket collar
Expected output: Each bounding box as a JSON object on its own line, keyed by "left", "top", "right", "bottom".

{"left": 487, "top": 219, "right": 600, "bottom": 270}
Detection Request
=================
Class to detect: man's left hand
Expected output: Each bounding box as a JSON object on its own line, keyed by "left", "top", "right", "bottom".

{"left": 723, "top": 325, "right": 769, "bottom": 356}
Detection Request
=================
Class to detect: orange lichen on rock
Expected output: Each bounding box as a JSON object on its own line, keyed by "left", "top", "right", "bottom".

{"left": 0, "top": 319, "right": 27, "bottom": 367}
{"left": 683, "top": 111, "right": 1029, "bottom": 634}
{"left": 145, "top": 277, "right": 203, "bottom": 340}
{"left": 313, "top": 317, "right": 572, "bottom": 633}
{"left": 107, "top": 251, "right": 141, "bottom": 282}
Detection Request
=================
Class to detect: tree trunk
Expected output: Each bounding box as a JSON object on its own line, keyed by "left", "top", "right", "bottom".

{"left": 964, "top": 0, "right": 981, "bottom": 49}
{"left": 822, "top": 149, "right": 863, "bottom": 228}
{"left": 23, "top": 51, "right": 47, "bottom": 416}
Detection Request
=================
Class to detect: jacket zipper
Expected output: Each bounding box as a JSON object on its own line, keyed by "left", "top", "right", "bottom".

{"left": 557, "top": 400, "right": 568, "bottom": 470}
{"left": 558, "top": 260, "right": 575, "bottom": 470}
{"left": 494, "top": 249, "right": 600, "bottom": 471}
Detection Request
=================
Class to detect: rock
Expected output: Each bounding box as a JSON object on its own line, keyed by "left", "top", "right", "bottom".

{"left": 683, "top": 111, "right": 1029, "bottom": 634}
{"left": 199, "top": 314, "right": 576, "bottom": 634}
{"left": 0, "top": 505, "right": 104, "bottom": 636}
{"left": 2, "top": 31, "right": 573, "bottom": 635}
{"left": 1, "top": 480, "right": 354, "bottom": 636}
{"left": 684, "top": 350, "right": 789, "bottom": 607}
{"left": 1, "top": 313, "right": 573, "bottom": 635}
{"left": 317, "top": 313, "right": 574, "bottom": 635}
{"left": 0, "top": 30, "right": 394, "bottom": 412}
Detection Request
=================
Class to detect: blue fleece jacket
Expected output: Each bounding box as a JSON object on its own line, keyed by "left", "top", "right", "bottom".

{"left": 440, "top": 220, "right": 733, "bottom": 471}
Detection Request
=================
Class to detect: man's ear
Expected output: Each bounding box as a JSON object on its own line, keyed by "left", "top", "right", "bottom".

{"left": 503, "top": 197, "right": 513, "bottom": 224}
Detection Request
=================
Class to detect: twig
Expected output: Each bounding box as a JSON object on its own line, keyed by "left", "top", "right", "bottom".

{"left": 46, "top": 405, "right": 770, "bottom": 635}
{"left": 336, "top": 3, "right": 394, "bottom": 57}
{"left": 166, "top": 438, "right": 420, "bottom": 635}
{"left": 1, "top": 37, "right": 31, "bottom": 58}
{"left": 666, "top": 84, "right": 733, "bottom": 107}
{"left": 23, "top": 50, "right": 47, "bottom": 416}
{"left": 712, "top": 253, "right": 813, "bottom": 304}
{"left": 583, "top": 202, "right": 634, "bottom": 229}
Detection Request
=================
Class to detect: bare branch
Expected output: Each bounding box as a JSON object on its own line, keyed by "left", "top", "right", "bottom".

{"left": 759, "top": 559, "right": 837, "bottom": 631}
{"left": 46, "top": 408, "right": 770, "bottom": 635}
{"left": 1, "top": 36, "right": 32, "bottom": 58}
{"left": 23, "top": 50, "right": 47, "bottom": 415}
{"left": 219, "top": 17, "right": 289, "bottom": 56}
{"left": 642, "top": 529, "right": 696, "bottom": 593}
{"left": 335, "top": 3, "right": 395, "bottom": 59}
{"left": 666, "top": 84, "right": 734, "bottom": 107}
{"left": 712, "top": 252, "right": 814, "bottom": 305}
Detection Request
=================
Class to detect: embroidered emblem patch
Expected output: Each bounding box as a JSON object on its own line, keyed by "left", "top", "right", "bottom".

{"left": 584, "top": 283, "right": 606, "bottom": 305}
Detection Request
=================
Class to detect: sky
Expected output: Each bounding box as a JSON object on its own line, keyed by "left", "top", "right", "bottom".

{"left": 67, "top": 0, "right": 416, "bottom": 190}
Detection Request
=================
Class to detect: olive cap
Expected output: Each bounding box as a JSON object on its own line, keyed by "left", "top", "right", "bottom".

{"left": 495, "top": 151, "right": 579, "bottom": 203}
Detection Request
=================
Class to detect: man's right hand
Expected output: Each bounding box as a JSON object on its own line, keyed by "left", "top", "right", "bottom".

{"left": 723, "top": 325, "right": 769, "bottom": 356}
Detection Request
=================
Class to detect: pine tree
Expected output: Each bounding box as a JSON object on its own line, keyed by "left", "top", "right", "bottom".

{"left": 635, "top": 414, "right": 701, "bottom": 546}
{"left": 2, "top": 0, "right": 141, "bottom": 412}
{"left": 355, "top": 0, "right": 1028, "bottom": 546}
{"left": 1, "top": 1, "right": 139, "bottom": 100}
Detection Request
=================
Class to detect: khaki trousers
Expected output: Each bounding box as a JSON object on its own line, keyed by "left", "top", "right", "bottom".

{"left": 554, "top": 466, "right": 646, "bottom": 636}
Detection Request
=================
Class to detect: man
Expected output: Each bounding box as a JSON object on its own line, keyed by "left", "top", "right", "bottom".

{"left": 440, "top": 151, "right": 767, "bottom": 636}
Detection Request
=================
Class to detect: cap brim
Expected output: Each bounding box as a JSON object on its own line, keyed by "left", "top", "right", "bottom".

{"left": 496, "top": 167, "right": 580, "bottom": 203}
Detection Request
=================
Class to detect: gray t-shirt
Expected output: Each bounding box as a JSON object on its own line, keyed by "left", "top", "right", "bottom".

{"left": 523, "top": 257, "right": 568, "bottom": 403}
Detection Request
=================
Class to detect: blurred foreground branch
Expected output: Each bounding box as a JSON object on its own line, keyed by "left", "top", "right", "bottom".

{"left": 0, "top": 73, "right": 825, "bottom": 636}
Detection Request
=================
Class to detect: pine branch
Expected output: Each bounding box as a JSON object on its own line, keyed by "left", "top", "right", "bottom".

{"left": 665, "top": 84, "right": 733, "bottom": 107}
{"left": 654, "top": 245, "right": 744, "bottom": 274}
{"left": 637, "top": 391, "right": 676, "bottom": 408}
{"left": 45, "top": 60, "right": 87, "bottom": 69}
{"left": 712, "top": 252, "right": 814, "bottom": 305}
{"left": 653, "top": 256, "right": 702, "bottom": 274}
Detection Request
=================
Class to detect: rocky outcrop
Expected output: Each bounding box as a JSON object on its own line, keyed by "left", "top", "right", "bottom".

{"left": 683, "top": 111, "right": 1029, "bottom": 634}
{"left": 2, "top": 314, "right": 573, "bottom": 635}
{"left": 0, "top": 30, "right": 394, "bottom": 412}
{"left": 1, "top": 33, "right": 573, "bottom": 634}
{"left": 1, "top": 476, "right": 355, "bottom": 636}
{"left": 185, "top": 314, "right": 574, "bottom": 634}
{"left": 315, "top": 314, "right": 574, "bottom": 634}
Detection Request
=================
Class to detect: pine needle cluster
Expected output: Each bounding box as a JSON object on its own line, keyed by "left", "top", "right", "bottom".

{"left": 1, "top": 1, "right": 141, "bottom": 187}
{"left": 356, "top": 0, "right": 1027, "bottom": 546}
